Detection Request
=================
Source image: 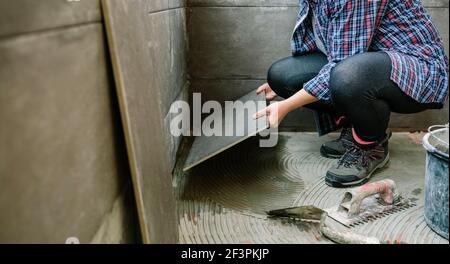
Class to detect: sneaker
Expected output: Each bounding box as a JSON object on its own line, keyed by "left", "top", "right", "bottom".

{"left": 320, "top": 126, "right": 353, "bottom": 159}
{"left": 325, "top": 136, "right": 390, "bottom": 188}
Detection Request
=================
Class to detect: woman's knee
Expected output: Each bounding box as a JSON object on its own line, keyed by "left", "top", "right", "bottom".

{"left": 267, "top": 59, "right": 287, "bottom": 95}
{"left": 330, "top": 53, "right": 392, "bottom": 103}
{"left": 330, "top": 55, "right": 372, "bottom": 103}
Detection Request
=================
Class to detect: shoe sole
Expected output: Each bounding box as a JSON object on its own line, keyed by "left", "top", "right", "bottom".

{"left": 325, "top": 152, "right": 390, "bottom": 188}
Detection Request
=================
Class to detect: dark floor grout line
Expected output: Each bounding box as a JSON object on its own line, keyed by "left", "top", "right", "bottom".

{"left": 0, "top": 20, "right": 102, "bottom": 42}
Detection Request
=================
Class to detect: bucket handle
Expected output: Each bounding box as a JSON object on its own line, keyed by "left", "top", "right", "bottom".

{"left": 428, "top": 124, "right": 449, "bottom": 147}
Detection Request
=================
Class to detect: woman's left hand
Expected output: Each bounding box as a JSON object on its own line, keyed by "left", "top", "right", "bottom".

{"left": 253, "top": 101, "right": 290, "bottom": 128}
{"left": 256, "top": 83, "right": 278, "bottom": 101}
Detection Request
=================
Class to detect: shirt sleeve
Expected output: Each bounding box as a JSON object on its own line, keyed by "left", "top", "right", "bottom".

{"left": 303, "top": 0, "right": 387, "bottom": 102}
{"left": 291, "top": 5, "right": 317, "bottom": 55}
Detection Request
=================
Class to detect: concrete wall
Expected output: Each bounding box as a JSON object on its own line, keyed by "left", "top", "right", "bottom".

{"left": 102, "top": 0, "right": 187, "bottom": 243}
{"left": 155, "top": 1, "right": 190, "bottom": 170}
{"left": 0, "top": 0, "right": 138, "bottom": 243}
{"left": 187, "top": 0, "right": 449, "bottom": 130}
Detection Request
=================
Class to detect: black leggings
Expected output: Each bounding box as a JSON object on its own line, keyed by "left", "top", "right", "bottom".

{"left": 267, "top": 52, "right": 443, "bottom": 142}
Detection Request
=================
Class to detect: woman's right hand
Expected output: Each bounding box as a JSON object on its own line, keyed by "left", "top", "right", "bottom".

{"left": 256, "top": 83, "right": 277, "bottom": 101}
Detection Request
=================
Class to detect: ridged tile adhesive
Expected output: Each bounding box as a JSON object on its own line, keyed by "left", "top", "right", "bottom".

{"left": 174, "top": 133, "right": 449, "bottom": 244}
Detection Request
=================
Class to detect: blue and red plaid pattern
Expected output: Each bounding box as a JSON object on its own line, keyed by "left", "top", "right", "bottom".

{"left": 292, "top": 0, "right": 449, "bottom": 135}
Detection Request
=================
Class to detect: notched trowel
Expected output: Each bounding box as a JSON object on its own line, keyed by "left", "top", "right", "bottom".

{"left": 267, "top": 205, "right": 381, "bottom": 244}
{"left": 325, "top": 179, "right": 416, "bottom": 228}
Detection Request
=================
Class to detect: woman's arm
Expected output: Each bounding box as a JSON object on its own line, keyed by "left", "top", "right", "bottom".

{"left": 283, "top": 89, "right": 318, "bottom": 112}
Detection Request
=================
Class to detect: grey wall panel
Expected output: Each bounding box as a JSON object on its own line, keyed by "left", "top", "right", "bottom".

{"left": 188, "top": 0, "right": 298, "bottom": 7}
{"left": 190, "top": 79, "right": 265, "bottom": 102}
{"left": 170, "top": 0, "right": 188, "bottom": 8}
{"left": 148, "top": 0, "right": 168, "bottom": 13}
{"left": 422, "top": 0, "right": 450, "bottom": 7}
{"left": 147, "top": 6, "right": 188, "bottom": 170}
{"left": 188, "top": 0, "right": 449, "bottom": 7}
{"left": 188, "top": 6, "right": 296, "bottom": 80}
{"left": 168, "top": 8, "right": 189, "bottom": 115}
{"left": 165, "top": 82, "right": 190, "bottom": 170}
{"left": 113, "top": 2, "right": 188, "bottom": 171}
{"left": 280, "top": 108, "right": 317, "bottom": 130}
{"left": 429, "top": 8, "right": 449, "bottom": 55}
{"left": 103, "top": 0, "right": 178, "bottom": 244}
{"left": 145, "top": 6, "right": 188, "bottom": 169}
{"left": 0, "top": 24, "right": 134, "bottom": 243}
{"left": 143, "top": 8, "right": 188, "bottom": 116}
{"left": 0, "top": 0, "right": 101, "bottom": 38}
{"left": 189, "top": 6, "right": 448, "bottom": 80}
{"left": 390, "top": 102, "right": 449, "bottom": 129}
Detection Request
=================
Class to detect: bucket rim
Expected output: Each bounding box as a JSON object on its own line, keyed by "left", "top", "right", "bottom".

{"left": 423, "top": 126, "right": 449, "bottom": 161}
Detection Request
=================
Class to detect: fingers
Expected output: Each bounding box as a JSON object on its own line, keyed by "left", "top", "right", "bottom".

{"left": 257, "top": 83, "right": 278, "bottom": 101}
{"left": 253, "top": 107, "right": 269, "bottom": 119}
{"left": 266, "top": 91, "right": 277, "bottom": 101}
{"left": 256, "top": 83, "right": 268, "bottom": 94}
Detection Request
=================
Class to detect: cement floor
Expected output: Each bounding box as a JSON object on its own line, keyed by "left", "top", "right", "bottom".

{"left": 173, "top": 132, "right": 449, "bottom": 244}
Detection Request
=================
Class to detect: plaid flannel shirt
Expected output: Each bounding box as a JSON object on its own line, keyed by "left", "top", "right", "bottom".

{"left": 292, "top": 0, "right": 449, "bottom": 136}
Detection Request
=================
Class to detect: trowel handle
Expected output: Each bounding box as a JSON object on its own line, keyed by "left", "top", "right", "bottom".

{"left": 321, "top": 225, "right": 380, "bottom": 244}
{"left": 348, "top": 179, "right": 397, "bottom": 216}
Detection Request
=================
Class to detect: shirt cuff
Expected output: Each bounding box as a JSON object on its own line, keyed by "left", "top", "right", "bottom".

{"left": 303, "top": 78, "right": 331, "bottom": 103}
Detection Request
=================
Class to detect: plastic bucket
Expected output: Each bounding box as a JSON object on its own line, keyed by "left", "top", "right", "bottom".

{"left": 422, "top": 124, "right": 449, "bottom": 240}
